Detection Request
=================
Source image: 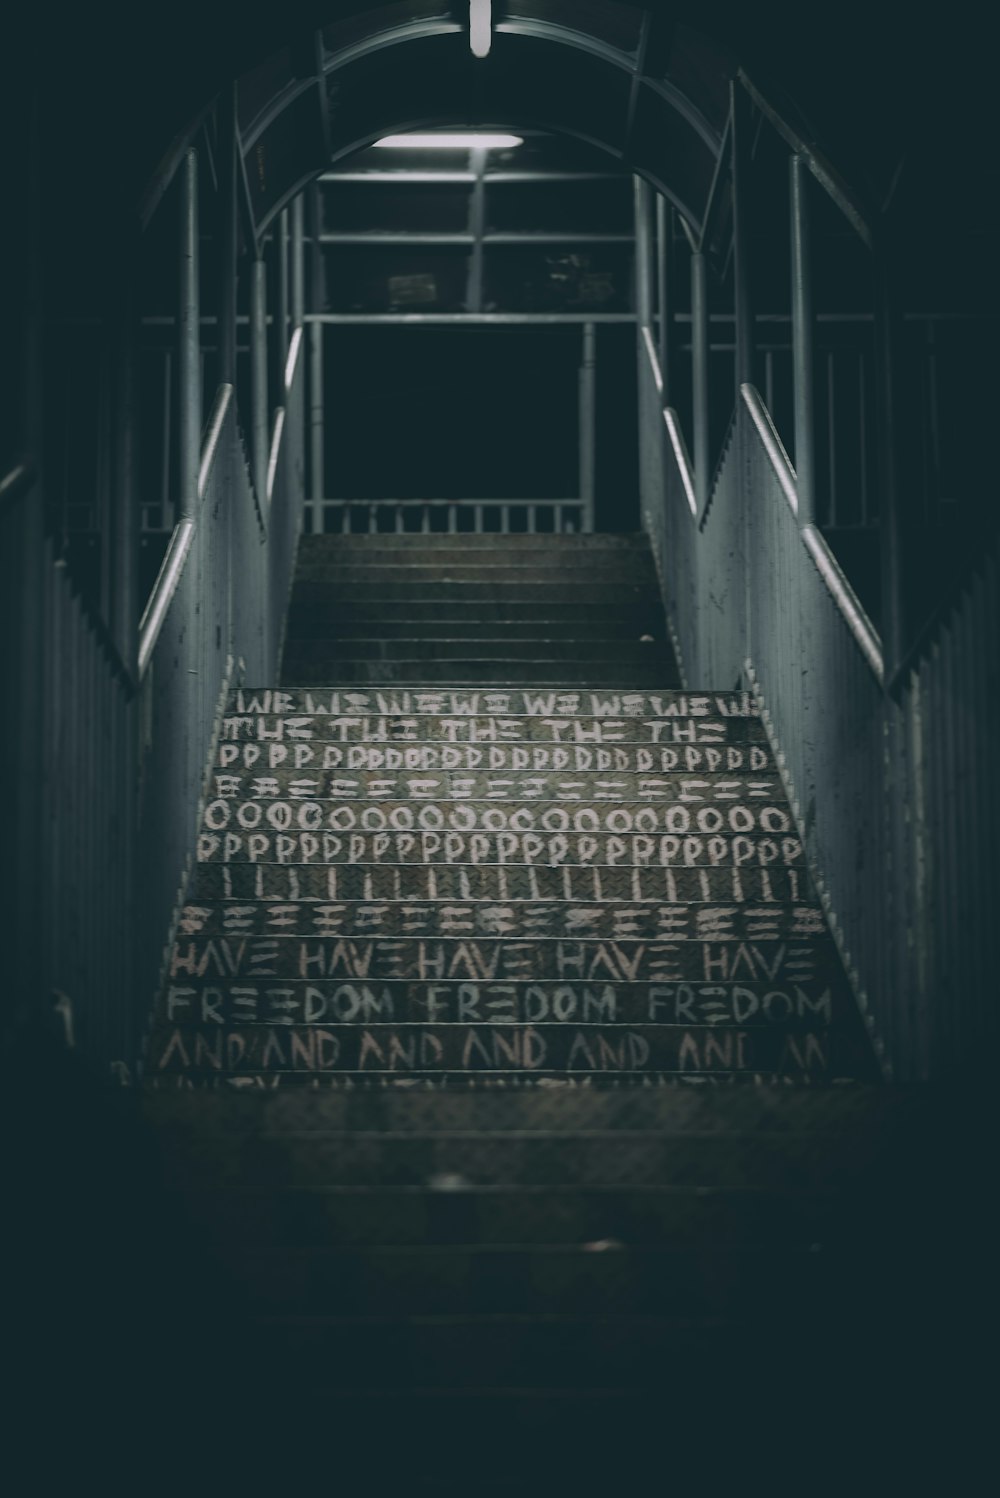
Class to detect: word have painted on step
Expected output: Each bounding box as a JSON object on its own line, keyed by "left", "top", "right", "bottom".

{"left": 221, "top": 716, "right": 763, "bottom": 746}
{"left": 216, "top": 741, "right": 772, "bottom": 775}
{"left": 205, "top": 862, "right": 809, "bottom": 905}
{"left": 231, "top": 689, "right": 760, "bottom": 719}
{"left": 178, "top": 900, "right": 826, "bottom": 943}
{"left": 197, "top": 829, "right": 804, "bottom": 868}
{"left": 163, "top": 979, "right": 835, "bottom": 1028}
{"left": 154, "top": 1023, "right": 832, "bottom": 1075}
{"left": 169, "top": 936, "right": 824, "bottom": 985}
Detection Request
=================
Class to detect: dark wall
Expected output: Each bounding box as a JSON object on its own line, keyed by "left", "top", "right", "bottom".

{"left": 323, "top": 324, "right": 639, "bottom": 526}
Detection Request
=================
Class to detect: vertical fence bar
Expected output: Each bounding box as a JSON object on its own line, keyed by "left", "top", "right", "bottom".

{"left": 291, "top": 195, "right": 305, "bottom": 330}
{"left": 690, "top": 249, "right": 709, "bottom": 514}
{"left": 633, "top": 175, "right": 653, "bottom": 327}
{"left": 179, "top": 148, "right": 200, "bottom": 522}
{"left": 250, "top": 256, "right": 268, "bottom": 504}
{"left": 579, "top": 321, "right": 596, "bottom": 532}
{"left": 789, "top": 153, "right": 815, "bottom": 523}
{"left": 218, "top": 87, "right": 238, "bottom": 389}
{"left": 655, "top": 195, "right": 670, "bottom": 399}
{"left": 731, "top": 81, "right": 755, "bottom": 395}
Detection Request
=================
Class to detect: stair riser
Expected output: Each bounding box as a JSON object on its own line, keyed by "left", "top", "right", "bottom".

{"left": 221, "top": 715, "right": 768, "bottom": 746}
{"left": 229, "top": 689, "right": 760, "bottom": 717}
{"left": 205, "top": 772, "right": 781, "bottom": 805}
{"left": 213, "top": 742, "right": 774, "bottom": 775}
{"left": 283, "top": 641, "right": 670, "bottom": 664}
{"left": 160, "top": 979, "right": 843, "bottom": 1027}
{"left": 191, "top": 863, "right": 808, "bottom": 904}
{"left": 282, "top": 663, "right": 678, "bottom": 686}
{"left": 197, "top": 829, "right": 805, "bottom": 867}
{"left": 288, "top": 619, "right": 667, "bottom": 641}
{"left": 149, "top": 1023, "right": 851, "bottom": 1080}
{"left": 222, "top": 1249, "right": 831, "bottom": 1316}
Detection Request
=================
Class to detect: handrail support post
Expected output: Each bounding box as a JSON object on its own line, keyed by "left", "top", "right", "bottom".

{"left": 790, "top": 152, "right": 816, "bottom": 525}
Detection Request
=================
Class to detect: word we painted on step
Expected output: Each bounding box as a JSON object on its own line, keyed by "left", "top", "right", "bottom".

{"left": 231, "top": 689, "right": 760, "bottom": 719}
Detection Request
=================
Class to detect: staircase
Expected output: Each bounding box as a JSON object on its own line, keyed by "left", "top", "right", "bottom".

{"left": 143, "top": 533, "right": 931, "bottom": 1490}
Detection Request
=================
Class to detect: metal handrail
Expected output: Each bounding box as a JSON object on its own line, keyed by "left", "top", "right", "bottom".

{"left": 663, "top": 409, "right": 698, "bottom": 519}
{"left": 138, "top": 382, "right": 233, "bottom": 680}
{"left": 741, "top": 382, "right": 884, "bottom": 684}
{"left": 284, "top": 324, "right": 303, "bottom": 393}
{"left": 0, "top": 457, "right": 37, "bottom": 517}
{"left": 741, "top": 383, "right": 798, "bottom": 515}
{"left": 197, "top": 384, "right": 233, "bottom": 501}
{"left": 266, "top": 408, "right": 286, "bottom": 505}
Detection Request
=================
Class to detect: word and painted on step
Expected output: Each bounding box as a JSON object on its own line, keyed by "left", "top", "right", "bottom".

{"left": 169, "top": 936, "right": 829, "bottom": 984}
{"left": 153, "top": 1022, "right": 833, "bottom": 1075}
{"left": 163, "top": 979, "right": 836, "bottom": 1027}
{"left": 230, "top": 689, "right": 761, "bottom": 719}
{"left": 222, "top": 716, "right": 765, "bottom": 747}
{"left": 178, "top": 900, "right": 827, "bottom": 942}
{"left": 195, "top": 862, "right": 811, "bottom": 905}
{"left": 198, "top": 829, "right": 804, "bottom": 868}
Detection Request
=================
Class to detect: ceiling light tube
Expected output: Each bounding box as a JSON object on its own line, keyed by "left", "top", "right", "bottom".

{"left": 470, "top": 0, "right": 492, "bottom": 59}
{"left": 373, "top": 133, "right": 522, "bottom": 150}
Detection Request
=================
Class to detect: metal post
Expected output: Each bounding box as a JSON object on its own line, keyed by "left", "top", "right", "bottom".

{"left": 633, "top": 175, "right": 653, "bottom": 328}
{"left": 874, "top": 222, "right": 908, "bottom": 680}
{"left": 250, "top": 256, "right": 268, "bottom": 502}
{"left": 731, "top": 81, "right": 755, "bottom": 394}
{"left": 690, "top": 248, "right": 710, "bottom": 513}
{"left": 579, "top": 321, "right": 596, "bottom": 533}
{"left": 218, "top": 85, "right": 238, "bottom": 387}
{"left": 110, "top": 251, "right": 138, "bottom": 671}
{"left": 790, "top": 153, "right": 815, "bottom": 523}
{"left": 655, "top": 193, "right": 671, "bottom": 403}
{"left": 291, "top": 193, "right": 305, "bottom": 330}
{"left": 307, "top": 183, "right": 325, "bottom": 531}
{"left": 273, "top": 208, "right": 290, "bottom": 390}
{"left": 179, "top": 149, "right": 200, "bottom": 520}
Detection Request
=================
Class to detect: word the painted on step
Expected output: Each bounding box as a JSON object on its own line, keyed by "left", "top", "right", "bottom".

{"left": 222, "top": 716, "right": 764, "bottom": 746}
{"left": 197, "top": 829, "right": 805, "bottom": 867}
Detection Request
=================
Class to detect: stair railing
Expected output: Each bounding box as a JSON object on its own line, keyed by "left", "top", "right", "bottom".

{"left": 638, "top": 248, "right": 999, "bottom": 1080}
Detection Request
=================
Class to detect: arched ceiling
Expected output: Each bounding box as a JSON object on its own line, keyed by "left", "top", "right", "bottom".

{"left": 228, "top": 5, "right": 737, "bottom": 240}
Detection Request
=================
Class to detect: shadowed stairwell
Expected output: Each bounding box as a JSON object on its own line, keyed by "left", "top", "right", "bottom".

{"left": 138, "top": 532, "right": 956, "bottom": 1490}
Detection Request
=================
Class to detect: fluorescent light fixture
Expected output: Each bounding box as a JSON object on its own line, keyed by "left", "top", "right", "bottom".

{"left": 373, "top": 133, "right": 523, "bottom": 150}
{"left": 470, "top": 0, "right": 492, "bottom": 58}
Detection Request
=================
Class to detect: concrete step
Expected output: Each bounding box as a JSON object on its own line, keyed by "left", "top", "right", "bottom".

{"left": 148, "top": 1021, "right": 862, "bottom": 1081}
{"left": 142, "top": 1079, "right": 908, "bottom": 1134}
{"left": 213, "top": 1243, "right": 833, "bottom": 1316}
{"left": 287, "top": 580, "right": 661, "bottom": 603}
{"left": 176, "top": 897, "right": 821, "bottom": 941}
{"left": 280, "top": 661, "right": 680, "bottom": 687}
{"left": 190, "top": 862, "right": 814, "bottom": 907}
{"left": 203, "top": 767, "right": 780, "bottom": 802}
{"left": 196, "top": 826, "right": 804, "bottom": 867}
{"left": 287, "top": 599, "right": 666, "bottom": 625}
{"left": 167, "top": 931, "right": 834, "bottom": 981}
{"left": 287, "top": 617, "right": 667, "bottom": 641}
{"left": 283, "top": 639, "right": 672, "bottom": 664}
{"left": 294, "top": 556, "right": 658, "bottom": 577}
{"left": 154, "top": 1126, "right": 888, "bottom": 1191}
{"left": 157, "top": 1178, "right": 849, "bottom": 1248}
{"left": 228, "top": 688, "right": 760, "bottom": 717}
{"left": 213, "top": 740, "right": 774, "bottom": 775}
{"left": 299, "top": 533, "right": 651, "bottom": 551}
{"left": 221, "top": 712, "right": 768, "bottom": 747}
{"left": 161, "top": 977, "right": 843, "bottom": 1028}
